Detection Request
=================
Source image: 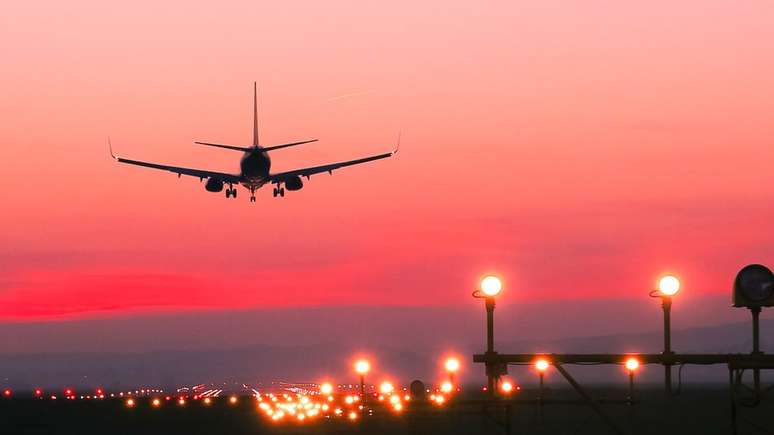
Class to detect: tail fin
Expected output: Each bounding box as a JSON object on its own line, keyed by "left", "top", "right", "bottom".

{"left": 252, "top": 82, "right": 259, "bottom": 147}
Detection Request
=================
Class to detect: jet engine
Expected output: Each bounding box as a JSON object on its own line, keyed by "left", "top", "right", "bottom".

{"left": 205, "top": 178, "right": 224, "bottom": 192}
{"left": 285, "top": 176, "right": 303, "bottom": 191}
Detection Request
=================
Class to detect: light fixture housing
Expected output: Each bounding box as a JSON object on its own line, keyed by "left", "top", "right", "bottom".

{"left": 480, "top": 276, "right": 503, "bottom": 297}
{"left": 733, "top": 264, "right": 774, "bottom": 308}
{"left": 658, "top": 275, "right": 680, "bottom": 296}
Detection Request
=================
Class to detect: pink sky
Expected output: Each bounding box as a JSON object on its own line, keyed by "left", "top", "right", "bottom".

{"left": 2, "top": 0, "right": 774, "bottom": 321}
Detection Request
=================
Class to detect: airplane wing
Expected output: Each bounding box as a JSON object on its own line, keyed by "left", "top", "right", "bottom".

{"left": 110, "top": 142, "right": 241, "bottom": 183}
{"left": 268, "top": 148, "right": 397, "bottom": 183}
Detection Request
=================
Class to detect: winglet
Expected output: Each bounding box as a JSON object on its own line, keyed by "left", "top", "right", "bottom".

{"left": 108, "top": 137, "right": 117, "bottom": 160}
{"left": 392, "top": 131, "right": 401, "bottom": 155}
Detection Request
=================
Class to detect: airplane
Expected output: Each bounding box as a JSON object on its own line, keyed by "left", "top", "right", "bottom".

{"left": 110, "top": 83, "right": 398, "bottom": 202}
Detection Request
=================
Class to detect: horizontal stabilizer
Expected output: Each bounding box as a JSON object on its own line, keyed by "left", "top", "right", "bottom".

{"left": 194, "top": 142, "right": 253, "bottom": 152}
{"left": 260, "top": 139, "right": 318, "bottom": 152}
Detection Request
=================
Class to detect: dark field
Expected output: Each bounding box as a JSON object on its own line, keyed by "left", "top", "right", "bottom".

{"left": 1, "top": 386, "right": 773, "bottom": 435}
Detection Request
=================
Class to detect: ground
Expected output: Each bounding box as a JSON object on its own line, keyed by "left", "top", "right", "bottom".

{"left": 0, "top": 387, "right": 772, "bottom": 434}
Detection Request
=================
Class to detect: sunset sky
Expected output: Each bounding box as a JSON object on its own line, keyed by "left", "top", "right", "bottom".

{"left": 2, "top": 0, "right": 774, "bottom": 328}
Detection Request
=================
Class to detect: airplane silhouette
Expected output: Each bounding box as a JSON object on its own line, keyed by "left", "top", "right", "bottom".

{"left": 110, "top": 83, "right": 398, "bottom": 202}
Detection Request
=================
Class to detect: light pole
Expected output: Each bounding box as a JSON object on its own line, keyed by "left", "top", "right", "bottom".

{"left": 535, "top": 358, "right": 550, "bottom": 423}
{"left": 625, "top": 357, "right": 639, "bottom": 403}
{"left": 445, "top": 357, "right": 460, "bottom": 385}
{"left": 354, "top": 359, "right": 370, "bottom": 401}
{"left": 651, "top": 275, "right": 680, "bottom": 395}
{"left": 473, "top": 275, "right": 503, "bottom": 397}
{"left": 625, "top": 357, "right": 639, "bottom": 426}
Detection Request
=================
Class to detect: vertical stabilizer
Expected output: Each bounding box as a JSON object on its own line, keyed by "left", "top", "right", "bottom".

{"left": 253, "top": 82, "right": 259, "bottom": 147}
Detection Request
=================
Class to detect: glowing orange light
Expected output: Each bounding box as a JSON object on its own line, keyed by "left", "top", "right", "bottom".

{"left": 152, "top": 398, "right": 161, "bottom": 407}
{"left": 659, "top": 275, "right": 680, "bottom": 296}
{"left": 125, "top": 398, "right": 135, "bottom": 407}
{"left": 348, "top": 411, "right": 358, "bottom": 420}
{"left": 203, "top": 397, "right": 212, "bottom": 405}
{"left": 178, "top": 398, "right": 186, "bottom": 406}
{"left": 354, "top": 359, "right": 370, "bottom": 375}
{"left": 480, "top": 275, "right": 503, "bottom": 297}
{"left": 229, "top": 395, "right": 238, "bottom": 404}
{"left": 379, "top": 381, "right": 394, "bottom": 395}
{"left": 535, "top": 359, "right": 550, "bottom": 372}
{"left": 320, "top": 383, "right": 333, "bottom": 395}
{"left": 501, "top": 381, "right": 514, "bottom": 394}
{"left": 393, "top": 402, "right": 403, "bottom": 412}
{"left": 434, "top": 395, "right": 446, "bottom": 405}
{"left": 440, "top": 381, "right": 453, "bottom": 393}
{"left": 445, "top": 357, "right": 461, "bottom": 372}
{"left": 625, "top": 358, "right": 640, "bottom": 372}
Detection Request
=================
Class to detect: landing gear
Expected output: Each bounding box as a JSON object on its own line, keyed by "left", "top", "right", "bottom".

{"left": 250, "top": 188, "right": 256, "bottom": 203}
{"left": 225, "top": 187, "right": 237, "bottom": 198}
{"left": 272, "top": 187, "right": 285, "bottom": 198}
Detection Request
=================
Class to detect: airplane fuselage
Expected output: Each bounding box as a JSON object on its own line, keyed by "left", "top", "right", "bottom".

{"left": 240, "top": 147, "right": 271, "bottom": 187}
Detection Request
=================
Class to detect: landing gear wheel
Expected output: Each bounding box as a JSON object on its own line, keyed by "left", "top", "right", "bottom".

{"left": 225, "top": 190, "right": 231, "bottom": 198}
{"left": 279, "top": 188, "right": 285, "bottom": 197}
{"left": 272, "top": 188, "right": 278, "bottom": 198}
{"left": 232, "top": 189, "right": 237, "bottom": 198}
{"left": 250, "top": 196, "right": 256, "bottom": 203}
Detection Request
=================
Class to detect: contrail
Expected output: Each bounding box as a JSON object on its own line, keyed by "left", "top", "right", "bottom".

{"left": 326, "top": 90, "right": 374, "bottom": 102}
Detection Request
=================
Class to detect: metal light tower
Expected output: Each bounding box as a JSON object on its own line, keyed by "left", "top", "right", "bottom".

{"left": 625, "top": 357, "right": 639, "bottom": 403}
{"left": 535, "top": 358, "right": 550, "bottom": 423}
{"left": 445, "top": 357, "right": 460, "bottom": 385}
{"left": 354, "top": 359, "right": 370, "bottom": 400}
{"left": 651, "top": 275, "right": 680, "bottom": 394}
{"left": 473, "top": 275, "right": 504, "bottom": 397}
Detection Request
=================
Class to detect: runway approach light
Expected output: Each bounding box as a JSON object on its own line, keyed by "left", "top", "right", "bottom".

{"left": 355, "top": 360, "right": 370, "bottom": 375}
{"left": 379, "top": 382, "right": 394, "bottom": 395}
{"left": 500, "top": 380, "right": 514, "bottom": 394}
{"left": 480, "top": 276, "right": 503, "bottom": 297}
{"left": 440, "top": 381, "right": 453, "bottom": 393}
{"left": 625, "top": 357, "right": 640, "bottom": 372}
{"left": 658, "top": 276, "right": 680, "bottom": 296}
{"left": 535, "top": 359, "right": 550, "bottom": 372}
{"left": 445, "top": 358, "right": 460, "bottom": 373}
{"left": 319, "top": 383, "right": 333, "bottom": 395}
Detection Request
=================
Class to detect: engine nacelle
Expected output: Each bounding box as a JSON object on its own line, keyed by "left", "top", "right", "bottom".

{"left": 205, "top": 178, "right": 224, "bottom": 192}
{"left": 285, "top": 176, "right": 303, "bottom": 191}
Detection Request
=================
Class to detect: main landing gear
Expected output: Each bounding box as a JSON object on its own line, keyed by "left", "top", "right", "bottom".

{"left": 272, "top": 186, "right": 285, "bottom": 198}
{"left": 225, "top": 187, "right": 237, "bottom": 199}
